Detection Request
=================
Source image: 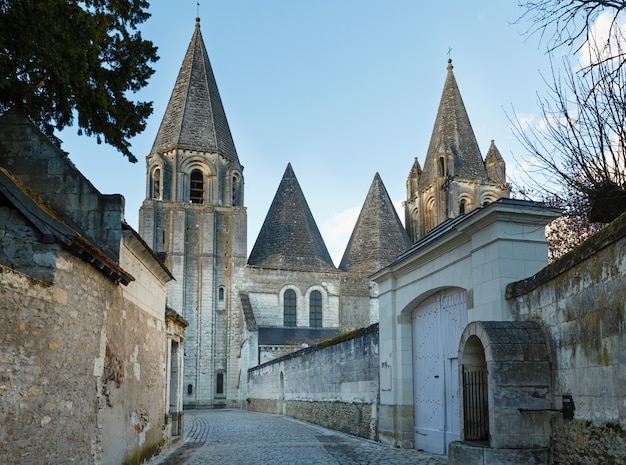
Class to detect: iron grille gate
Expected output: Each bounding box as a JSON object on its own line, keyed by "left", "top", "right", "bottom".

{"left": 462, "top": 366, "right": 489, "bottom": 441}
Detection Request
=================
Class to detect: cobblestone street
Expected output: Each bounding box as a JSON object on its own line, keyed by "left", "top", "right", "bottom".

{"left": 149, "top": 409, "right": 448, "bottom": 465}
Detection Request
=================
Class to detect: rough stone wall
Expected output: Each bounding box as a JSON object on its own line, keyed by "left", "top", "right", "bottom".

{"left": 1, "top": 246, "right": 167, "bottom": 465}
{"left": 339, "top": 272, "right": 372, "bottom": 330}
{"left": 0, "top": 205, "right": 57, "bottom": 282}
{"left": 247, "top": 324, "right": 379, "bottom": 440}
{"left": 508, "top": 214, "right": 626, "bottom": 464}
{"left": 0, "top": 112, "right": 124, "bottom": 259}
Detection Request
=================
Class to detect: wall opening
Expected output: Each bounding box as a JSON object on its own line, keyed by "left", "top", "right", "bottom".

{"left": 461, "top": 335, "right": 489, "bottom": 442}
{"left": 216, "top": 371, "right": 225, "bottom": 397}
{"left": 190, "top": 170, "right": 204, "bottom": 204}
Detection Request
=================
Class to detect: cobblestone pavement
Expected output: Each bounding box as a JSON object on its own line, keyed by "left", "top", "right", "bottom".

{"left": 148, "top": 409, "right": 448, "bottom": 465}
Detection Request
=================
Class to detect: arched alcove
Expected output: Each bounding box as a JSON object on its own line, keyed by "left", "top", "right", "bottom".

{"left": 451, "top": 321, "right": 552, "bottom": 465}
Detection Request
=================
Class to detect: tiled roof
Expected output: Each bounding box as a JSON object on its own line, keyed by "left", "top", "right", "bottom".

{"left": 248, "top": 164, "right": 336, "bottom": 271}
{"left": 339, "top": 173, "right": 410, "bottom": 272}
{"left": 151, "top": 18, "right": 238, "bottom": 160}
{"left": 419, "top": 60, "right": 487, "bottom": 189}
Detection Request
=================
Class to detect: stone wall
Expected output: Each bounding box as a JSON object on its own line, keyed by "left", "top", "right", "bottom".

{"left": 0, "top": 232, "right": 169, "bottom": 464}
{"left": 1, "top": 245, "right": 168, "bottom": 465}
{"left": 247, "top": 324, "right": 379, "bottom": 440}
{"left": 0, "top": 112, "right": 124, "bottom": 259}
{"left": 507, "top": 212, "right": 626, "bottom": 464}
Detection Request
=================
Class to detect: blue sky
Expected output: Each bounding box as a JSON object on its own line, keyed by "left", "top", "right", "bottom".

{"left": 60, "top": 1, "right": 555, "bottom": 264}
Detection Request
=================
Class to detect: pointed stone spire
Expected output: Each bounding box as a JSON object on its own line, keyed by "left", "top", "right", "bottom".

{"left": 339, "top": 173, "right": 410, "bottom": 273}
{"left": 248, "top": 164, "right": 336, "bottom": 271}
{"left": 406, "top": 157, "right": 422, "bottom": 199}
{"left": 419, "top": 60, "right": 487, "bottom": 190}
{"left": 151, "top": 17, "right": 238, "bottom": 160}
{"left": 485, "top": 139, "right": 507, "bottom": 184}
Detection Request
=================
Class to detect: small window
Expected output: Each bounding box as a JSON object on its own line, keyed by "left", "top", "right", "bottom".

{"left": 309, "top": 290, "right": 322, "bottom": 328}
{"left": 284, "top": 289, "right": 297, "bottom": 327}
{"left": 152, "top": 168, "right": 161, "bottom": 199}
{"left": 187, "top": 384, "right": 193, "bottom": 395}
{"left": 460, "top": 199, "right": 466, "bottom": 214}
{"left": 438, "top": 157, "right": 445, "bottom": 177}
{"left": 190, "top": 170, "right": 204, "bottom": 204}
{"left": 218, "top": 287, "right": 225, "bottom": 302}
{"left": 232, "top": 174, "right": 241, "bottom": 206}
{"left": 216, "top": 372, "right": 224, "bottom": 395}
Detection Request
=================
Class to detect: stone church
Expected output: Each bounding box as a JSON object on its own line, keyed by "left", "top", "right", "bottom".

{"left": 139, "top": 18, "right": 508, "bottom": 409}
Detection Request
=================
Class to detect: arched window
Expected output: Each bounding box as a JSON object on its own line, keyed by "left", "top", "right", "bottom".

{"left": 187, "top": 384, "right": 193, "bottom": 395}
{"left": 152, "top": 168, "right": 161, "bottom": 199}
{"left": 309, "top": 290, "right": 322, "bottom": 328}
{"left": 216, "top": 372, "right": 224, "bottom": 395}
{"left": 459, "top": 198, "right": 466, "bottom": 214}
{"left": 218, "top": 287, "right": 225, "bottom": 302}
{"left": 190, "top": 170, "right": 204, "bottom": 204}
{"left": 232, "top": 174, "right": 241, "bottom": 206}
{"left": 284, "top": 289, "right": 297, "bottom": 327}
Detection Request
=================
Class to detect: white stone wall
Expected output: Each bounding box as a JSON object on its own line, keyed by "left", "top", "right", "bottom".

{"left": 245, "top": 267, "right": 341, "bottom": 329}
{"left": 372, "top": 200, "right": 559, "bottom": 448}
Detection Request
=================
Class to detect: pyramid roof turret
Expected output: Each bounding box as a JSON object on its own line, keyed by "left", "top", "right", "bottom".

{"left": 150, "top": 18, "right": 238, "bottom": 160}
{"left": 340, "top": 173, "right": 410, "bottom": 273}
{"left": 419, "top": 60, "right": 487, "bottom": 189}
{"left": 248, "top": 164, "right": 336, "bottom": 271}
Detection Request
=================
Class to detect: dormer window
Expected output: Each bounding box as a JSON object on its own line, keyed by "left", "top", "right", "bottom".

{"left": 190, "top": 170, "right": 204, "bottom": 204}
{"left": 460, "top": 199, "right": 466, "bottom": 214}
{"left": 438, "top": 157, "right": 445, "bottom": 177}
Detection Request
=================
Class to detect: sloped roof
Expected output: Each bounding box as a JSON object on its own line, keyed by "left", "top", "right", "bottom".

{"left": 151, "top": 18, "right": 238, "bottom": 160}
{"left": 258, "top": 327, "right": 340, "bottom": 346}
{"left": 248, "top": 164, "right": 336, "bottom": 271}
{"left": 419, "top": 60, "right": 487, "bottom": 190}
{"left": 339, "top": 173, "right": 410, "bottom": 272}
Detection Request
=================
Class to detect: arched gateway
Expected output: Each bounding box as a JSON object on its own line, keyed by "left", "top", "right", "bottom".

{"left": 412, "top": 288, "right": 467, "bottom": 453}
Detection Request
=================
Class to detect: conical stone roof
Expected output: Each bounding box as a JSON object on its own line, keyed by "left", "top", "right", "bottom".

{"left": 339, "top": 173, "right": 410, "bottom": 273}
{"left": 150, "top": 17, "right": 238, "bottom": 160}
{"left": 248, "top": 164, "right": 336, "bottom": 271}
{"left": 419, "top": 60, "right": 487, "bottom": 190}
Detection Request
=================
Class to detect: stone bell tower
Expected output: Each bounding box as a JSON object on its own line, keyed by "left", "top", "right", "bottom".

{"left": 139, "top": 17, "right": 247, "bottom": 408}
{"left": 404, "top": 60, "right": 509, "bottom": 242}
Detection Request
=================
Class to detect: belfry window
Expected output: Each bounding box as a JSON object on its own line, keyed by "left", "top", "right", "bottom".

{"left": 152, "top": 168, "right": 161, "bottom": 199}
{"left": 190, "top": 170, "right": 204, "bottom": 204}
{"left": 284, "top": 289, "right": 297, "bottom": 327}
{"left": 309, "top": 290, "right": 322, "bottom": 328}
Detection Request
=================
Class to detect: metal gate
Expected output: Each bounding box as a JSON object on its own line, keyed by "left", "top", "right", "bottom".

{"left": 462, "top": 366, "right": 489, "bottom": 441}
{"left": 412, "top": 289, "right": 467, "bottom": 454}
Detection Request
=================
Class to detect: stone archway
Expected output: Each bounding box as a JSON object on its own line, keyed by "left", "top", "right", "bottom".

{"left": 451, "top": 321, "right": 552, "bottom": 465}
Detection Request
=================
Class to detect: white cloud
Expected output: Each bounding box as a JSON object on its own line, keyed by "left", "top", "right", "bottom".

{"left": 579, "top": 11, "right": 626, "bottom": 68}
{"left": 320, "top": 206, "right": 361, "bottom": 265}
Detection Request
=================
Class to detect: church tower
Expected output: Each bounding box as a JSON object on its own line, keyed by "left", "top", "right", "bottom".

{"left": 404, "top": 60, "right": 509, "bottom": 242}
{"left": 139, "top": 18, "right": 247, "bottom": 408}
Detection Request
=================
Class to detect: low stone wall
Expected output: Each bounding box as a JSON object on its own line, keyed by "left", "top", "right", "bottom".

{"left": 508, "top": 212, "right": 626, "bottom": 464}
{"left": 550, "top": 419, "right": 626, "bottom": 465}
{"left": 247, "top": 324, "right": 379, "bottom": 440}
